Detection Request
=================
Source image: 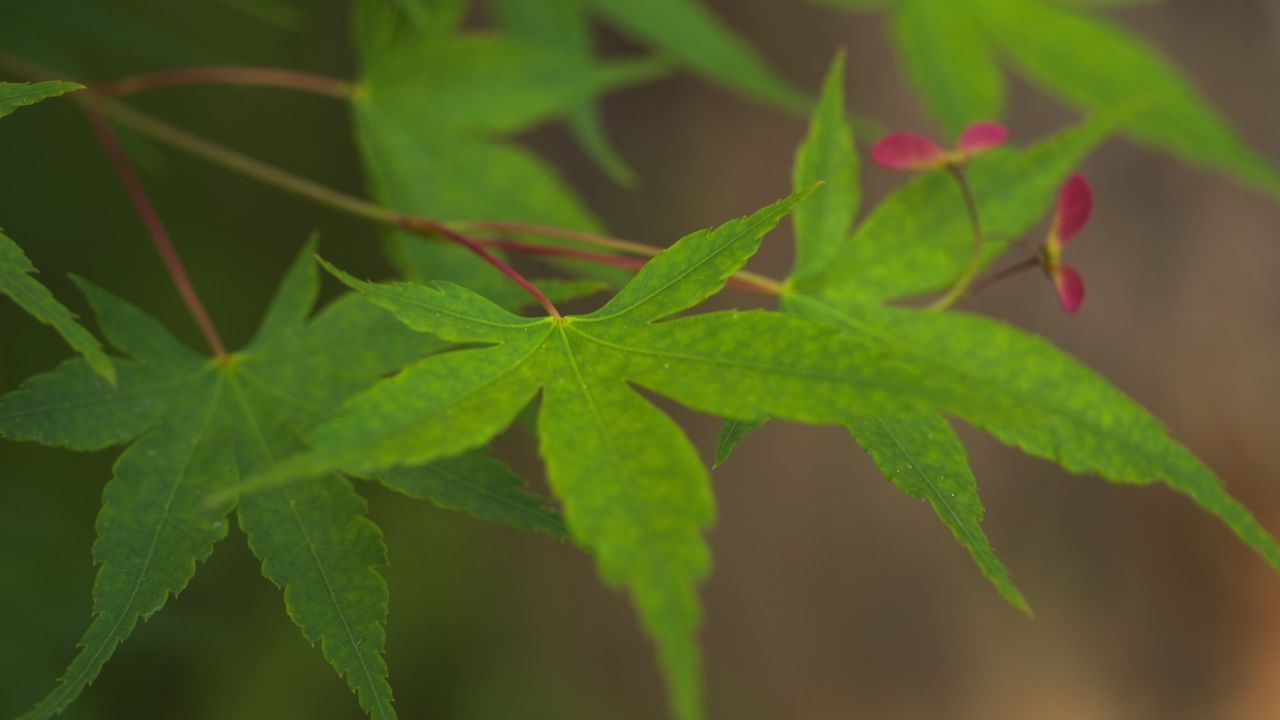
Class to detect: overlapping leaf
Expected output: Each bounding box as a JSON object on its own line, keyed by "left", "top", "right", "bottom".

{"left": 350, "top": 0, "right": 657, "bottom": 288}
{"left": 0, "top": 241, "right": 567, "bottom": 719}
{"left": 877, "top": 0, "right": 1279, "bottom": 195}
{"left": 490, "top": 0, "right": 641, "bottom": 184}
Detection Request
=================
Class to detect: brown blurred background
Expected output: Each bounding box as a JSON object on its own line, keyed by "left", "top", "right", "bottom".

{"left": 2, "top": 1, "right": 1279, "bottom": 718}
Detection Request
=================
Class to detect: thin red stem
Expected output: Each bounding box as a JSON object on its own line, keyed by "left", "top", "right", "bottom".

{"left": 968, "top": 256, "right": 1040, "bottom": 297}
{"left": 399, "top": 218, "right": 561, "bottom": 318}
{"left": 475, "top": 238, "right": 779, "bottom": 296}
{"left": 83, "top": 109, "right": 227, "bottom": 358}
{"left": 459, "top": 220, "right": 658, "bottom": 258}
{"left": 94, "top": 66, "right": 351, "bottom": 100}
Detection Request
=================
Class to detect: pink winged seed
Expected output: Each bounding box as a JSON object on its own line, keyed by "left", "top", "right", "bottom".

{"left": 871, "top": 133, "right": 946, "bottom": 170}
{"left": 1053, "top": 264, "right": 1086, "bottom": 314}
{"left": 1052, "top": 174, "right": 1093, "bottom": 247}
{"left": 956, "top": 121, "right": 1009, "bottom": 156}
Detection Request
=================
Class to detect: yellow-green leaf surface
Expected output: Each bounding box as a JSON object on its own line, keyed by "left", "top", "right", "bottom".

{"left": 0, "top": 241, "right": 563, "bottom": 719}
{"left": 874, "top": 0, "right": 1280, "bottom": 196}
{"left": 0, "top": 81, "right": 81, "bottom": 120}
{"left": 0, "top": 231, "right": 114, "bottom": 384}
{"left": 585, "top": 0, "right": 807, "bottom": 112}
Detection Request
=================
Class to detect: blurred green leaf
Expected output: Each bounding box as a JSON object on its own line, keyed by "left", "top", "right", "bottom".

{"left": 892, "top": 0, "right": 1004, "bottom": 136}
{"left": 586, "top": 0, "right": 807, "bottom": 111}
{"left": 490, "top": 0, "right": 647, "bottom": 185}
{"left": 351, "top": 10, "right": 645, "bottom": 288}
{"left": 977, "top": 0, "right": 1280, "bottom": 195}
{"left": 866, "top": 0, "right": 1280, "bottom": 196}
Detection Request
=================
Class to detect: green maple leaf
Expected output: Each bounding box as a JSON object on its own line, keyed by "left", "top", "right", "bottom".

{"left": 237, "top": 189, "right": 1007, "bottom": 719}
{"left": 0, "top": 83, "right": 114, "bottom": 384}
{"left": 721, "top": 54, "right": 1280, "bottom": 618}
{"left": 0, "top": 240, "right": 568, "bottom": 719}
{"left": 881, "top": 0, "right": 1279, "bottom": 196}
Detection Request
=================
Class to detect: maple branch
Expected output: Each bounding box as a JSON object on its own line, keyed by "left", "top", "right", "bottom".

{"left": 90, "top": 99, "right": 785, "bottom": 299}
{"left": 82, "top": 108, "right": 228, "bottom": 359}
{"left": 0, "top": 52, "right": 783, "bottom": 307}
{"left": 458, "top": 221, "right": 660, "bottom": 258}
{"left": 401, "top": 221, "right": 562, "bottom": 317}
{"left": 98, "top": 102, "right": 563, "bottom": 316}
{"left": 476, "top": 238, "right": 781, "bottom": 296}
{"left": 93, "top": 66, "right": 352, "bottom": 100}
{"left": 928, "top": 164, "right": 984, "bottom": 312}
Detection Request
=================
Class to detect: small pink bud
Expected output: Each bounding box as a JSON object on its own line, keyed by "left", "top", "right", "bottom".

{"left": 956, "top": 121, "right": 1009, "bottom": 156}
{"left": 1053, "top": 265, "right": 1085, "bottom": 314}
{"left": 871, "top": 133, "right": 946, "bottom": 170}
{"left": 1051, "top": 174, "right": 1092, "bottom": 248}
{"left": 872, "top": 121, "right": 1009, "bottom": 172}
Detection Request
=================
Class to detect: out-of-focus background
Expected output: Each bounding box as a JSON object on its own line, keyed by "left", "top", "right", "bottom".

{"left": 2, "top": 1, "right": 1279, "bottom": 718}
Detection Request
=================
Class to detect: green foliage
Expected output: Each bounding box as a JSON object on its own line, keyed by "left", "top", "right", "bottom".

{"left": 0, "top": 232, "right": 114, "bottom": 385}
{"left": 849, "top": 414, "right": 1028, "bottom": 613}
{"left": 798, "top": 114, "right": 1114, "bottom": 304}
{"left": 718, "top": 57, "right": 1280, "bottom": 622}
{"left": 489, "top": 0, "right": 640, "bottom": 184}
{"left": 2, "top": 3, "right": 1278, "bottom": 720}
{"left": 790, "top": 53, "right": 859, "bottom": 281}
{"left": 879, "top": 0, "right": 1279, "bottom": 195}
{"left": 350, "top": 0, "right": 651, "bottom": 288}
{"left": 0, "top": 242, "right": 566, "bottom": 719}
{"left": 0, "top": 83, "right": 114, "bottom": 383}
